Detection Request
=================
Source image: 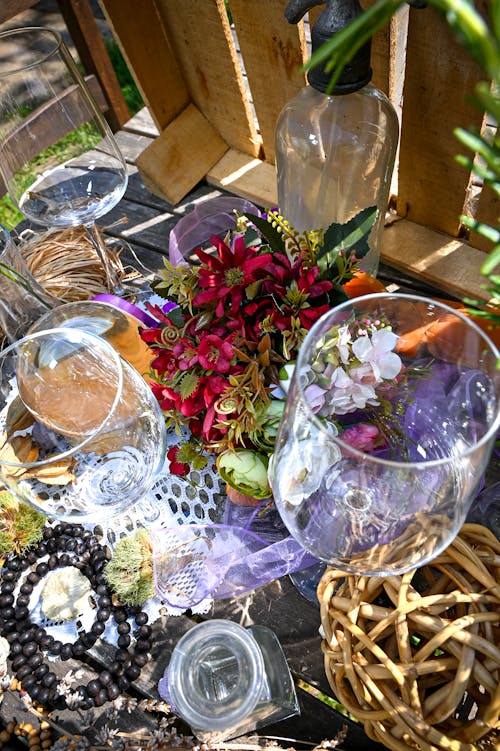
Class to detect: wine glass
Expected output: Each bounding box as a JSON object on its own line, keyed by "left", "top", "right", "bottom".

{"left": 269, "top": 293, "right": 500, "bottom": 575}
{"left": 0, "top": 327, "right": 167, "bottom": 522}
{"left": 0, "top": 27, "right": 128, "bottom": 295}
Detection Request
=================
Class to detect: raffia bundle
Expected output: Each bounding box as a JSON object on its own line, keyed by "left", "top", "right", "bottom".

{"left": 17, "top": 225, "right": 127, "bottom": 302}
{"left": 318, "top": 524, "right": 500, "bottom": 751}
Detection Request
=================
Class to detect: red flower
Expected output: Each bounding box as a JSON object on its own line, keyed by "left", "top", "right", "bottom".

{"left": 167, "top": 446, "right": 190, "bottom": 476}
{"left": 193, "top": 234, "right": 272, "bottom": 317}
{"left": 198, "top": 334, "right": 234, "bottom": 373}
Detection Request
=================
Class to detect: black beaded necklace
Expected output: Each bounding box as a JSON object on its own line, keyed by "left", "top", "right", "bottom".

{"left": 0, "top": 522, "right": 152, "bottom": 710}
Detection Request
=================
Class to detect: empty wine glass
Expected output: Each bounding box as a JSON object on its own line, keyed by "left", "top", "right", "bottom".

{"left": 0, "top": 27, "right": 128, "bottom": 294}
{"left": 0, "top": 328, "right": 167, "bottom": 522}
{"left": 269, "top": 293, "right": 500, "bottom": 575}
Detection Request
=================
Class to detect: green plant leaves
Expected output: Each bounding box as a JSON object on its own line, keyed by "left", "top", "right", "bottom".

{"left": 317, "top": 206, "right": 378, "bottom": 275}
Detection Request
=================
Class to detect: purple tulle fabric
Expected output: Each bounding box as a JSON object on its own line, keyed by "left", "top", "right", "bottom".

{"left": 152, "top": 505, "right": 317, "bottom": 610}
{"left": 168, "top": 196, "right": 261, "bottom": 265}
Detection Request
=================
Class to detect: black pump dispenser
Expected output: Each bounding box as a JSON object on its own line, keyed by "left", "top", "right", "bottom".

{"left": 285, "top": 0, "right": 372, "bottom": 94}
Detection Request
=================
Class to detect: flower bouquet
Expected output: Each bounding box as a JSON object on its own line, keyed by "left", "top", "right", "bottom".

{"left": 140, "top": 201, "right": 378, "bottom": 500}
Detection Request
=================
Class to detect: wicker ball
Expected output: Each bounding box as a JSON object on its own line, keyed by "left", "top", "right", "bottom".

{"left": 318, "top": 524, "right": 500, "bottom": 751}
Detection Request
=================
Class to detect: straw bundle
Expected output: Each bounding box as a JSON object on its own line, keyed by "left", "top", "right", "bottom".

{"left": 318, "top": 524, "right": 500, "bottom": 751}
{"left": 17, "top": 225, "right": 127, "bottom": 302}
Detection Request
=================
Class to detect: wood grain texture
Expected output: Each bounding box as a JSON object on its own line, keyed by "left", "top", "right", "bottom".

{"left": 59, "top": 0, "right": 130, "bottom": 130}
{"left": 229, "top": 0, "right": 307, "bottom": 164}
{"left": 100, "top": 0, "right": 190, "bottom": 131}
{"left": 156, "top": 0, "right": 261, "bottom": 158}
{"left": 136, "top": 104, "right": 228, "bottom": 205}
{"left": 470, "top": 182, "right": 499, "bottom": 254}
{"left": 0, "top": 0, "right": 37, "bottom": 24}
{"left": 207, "top": 148, "right": 278, "bottom": 207}
{"left": 396, "top": 6, "right": 486, "bottom": 235}
{"left": 381, "top": 218, "right": 492, "bottom": 302}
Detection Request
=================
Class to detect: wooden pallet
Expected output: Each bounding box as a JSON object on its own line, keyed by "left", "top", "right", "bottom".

{"left": 99, "top": 1, "right": 496, "bottom": 301}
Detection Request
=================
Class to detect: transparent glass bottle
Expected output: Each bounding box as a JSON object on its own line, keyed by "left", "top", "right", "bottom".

{"left": 275, "top": 0, "right": 399, "bottom": 276}
{"left": 159, "top": 619, "right": 299, "bottom": 742}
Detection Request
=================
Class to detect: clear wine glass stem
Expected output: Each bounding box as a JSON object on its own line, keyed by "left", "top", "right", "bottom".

{"left": 85, "top": 223, "right": 124, "bottom": 296}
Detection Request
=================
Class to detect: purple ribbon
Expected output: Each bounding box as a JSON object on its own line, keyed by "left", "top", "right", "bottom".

{"left": 92, "top": 294, "right": 158, "bottom": 328}
{"left": 169, "top": 196, "right": 261, "bottom": 266}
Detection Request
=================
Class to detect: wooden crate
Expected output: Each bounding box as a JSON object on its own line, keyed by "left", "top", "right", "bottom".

{"left": 100, "top": 0, "right": 497, "bottom": 301}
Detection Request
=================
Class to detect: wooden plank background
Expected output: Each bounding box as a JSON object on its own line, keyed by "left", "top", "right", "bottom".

{"left": 156, "top": 0, "right": 261, "bottom": 159}
{"left": 230, "top": 0, "right": 307, "bottom": 164}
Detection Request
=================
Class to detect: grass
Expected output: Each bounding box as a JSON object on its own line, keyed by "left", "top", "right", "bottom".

{"left": 0, "top": 38, "right": 143, "bottom": 230}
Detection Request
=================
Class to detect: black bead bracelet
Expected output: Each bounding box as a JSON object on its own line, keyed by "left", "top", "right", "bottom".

{"left": 0, "top": 522, "right": 152, "bottom": 710}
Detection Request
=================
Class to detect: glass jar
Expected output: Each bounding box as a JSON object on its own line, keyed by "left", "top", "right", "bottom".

{"left": 158, "top": 619, "right": 299, "bottom": 742}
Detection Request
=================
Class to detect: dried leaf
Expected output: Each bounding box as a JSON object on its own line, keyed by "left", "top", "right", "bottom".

{"left": 0, "top": 435, "right": 39, "bottom": 472}
{"left": 5, "top": 396, "right": 35, "bottom": 439}
{"left": 20, "top": 458, "right": 76, "bottom": 485}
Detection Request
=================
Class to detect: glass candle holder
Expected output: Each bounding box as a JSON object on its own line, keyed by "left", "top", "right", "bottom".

{"left": 158, "top": 619, "right": 299, "bottom": 742}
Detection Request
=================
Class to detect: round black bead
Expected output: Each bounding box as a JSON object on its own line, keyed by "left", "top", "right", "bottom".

{"left": 60, "top": 643, "right": 73, "bottom": 661}
{"left": 43, "top": 527, "right": 54, "bottom": 539}
{"left": 91, "top": 620, "right": 105, "bottom": 636}
{"left": 12, "top": 656, "right": 27, "bottom": 672}
{"left": 96, "top": 608, "right": 110, "bottom": 622}
{"left": 58, "top": 553, "right": 70, "bottom": 566}
{"left": 15, "top": 606, "right": 29, "bottom": 621}
{"left": 99, "top": 670, "right": 113, "bottom": 686}
{"left": 19, "top": 582, "right": 33, "bottom": 595}
{"left": 0, "top": 593, "right": 14, "bottom": 607}
{"left": 95, "top": 584, "right": 108, "bottom": 596}
{"left": 40, "top": 634, "right": 54, "bottom": 649}
{"left": 114, "top": 609, "right": 127, "bottom": 623}
{"left": 16, "top": 664, "right": 32, "bottom": 680}
{"left": 21, "top": 673, "right": 37, "bottom": 690}
{"left": 6, "top": 630, "right": 19, "bottom": 643}
{"left": 28, "top": 653, "right": 43, "bottom": 669}
{"left": 1, "top": 570, "right": 16, "bottom": 581}
{"left": 22, "top": 642, "right": 37, "bottom": 658}
{"left": 26, "top": 572, "right": 40, "bottom": 586}
{"left": 37, "top": 687, "right": 50, "bottom": 706}
{"left": 125, "top": 665, "right": 141, "bottom": 681}
{"left": 72, "top": 639, "right": 86, "bottom": 656}
{"left": 117, "top": 621, "right": 130, "bottom": 635}
{"left": 16, "top": 594, "right": 31, "bottom": 608}
{"left": 50, "top": 640, "right": 62, "bottom": 655}
{"left": 46, "top": 539, "right": 58, "bottom": 554}
{"left": 134, "top": 612, "right": 148, "bottom": 626}
{"left": 135, "top": 638, "right": 152, "bottom": 653}
{"left": 2, "top": 607, "right": 15, "bottom": 621}
{"left": 6, "top": 558, "right": 20, "bottom": 571}
{"left": 0, "top": 581, "right": 15, "bottom": 594}
{"left": 86, "top": 679, "right": 102, "bottom": 697}
{"left": 117, "top": 676, "right": 130, "bottom": 691}
{"left": 35, "top": 562, "right": 49, "bottom": 577}
{"left": 42, "top": 672, "right": 57, "bottom": 688}
{"left": 98, "top": 595, "right": 111, "bottom": 609}
{"left": 117, "top": 634, "right": 131, "bottom": 649}
{"left": 9, "top": 642, "right": 22, "bottom": 656}
{"left": 34, "top": 663, "right": 49, "bottom": 679}
{"left": 35, "top": 542, "right": 47, "bottom": 557}
{"left": 107, "top": 683, "right": 120, "bottom": 700}
{"left": 94, "top": 688, "right": 108, "bottom": 707}
{"left": 133, "top": 653, "right": 149, "bottom": 668}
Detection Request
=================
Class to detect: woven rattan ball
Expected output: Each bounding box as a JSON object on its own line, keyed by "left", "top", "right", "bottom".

{"left": 318, "top": 524, "right": 500, "bottom": 751}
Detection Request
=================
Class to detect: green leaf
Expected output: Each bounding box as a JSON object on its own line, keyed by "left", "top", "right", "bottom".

{"left": 179, "top": 371, "right": 200, "bottom": 400}
{"left": 318, "top": 206, "right": 378, "bottom": 275}
{"left": 243, "top": 213, "right": 285, "bottom": 254}
{"left": 244, "top": 227, "right": 261, "bottom": 247}
{"left": 481, "top": 243, "right": 500, "bottom": 275}
{"left": 167, "top": 306, "right": 184, "bottom": 327}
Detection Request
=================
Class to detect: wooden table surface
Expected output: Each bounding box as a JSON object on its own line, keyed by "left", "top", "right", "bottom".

{"left": 1, "top": 108, "right": 497, "bottom": 751}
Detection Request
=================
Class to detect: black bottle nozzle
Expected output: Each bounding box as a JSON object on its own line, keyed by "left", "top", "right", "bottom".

{"left": 285, "top": 0, "right": 372, "bottom": 94}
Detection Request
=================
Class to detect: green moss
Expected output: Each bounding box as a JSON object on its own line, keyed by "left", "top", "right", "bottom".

{"left": 104, "top": 528, "right": 154, "bottom": 606}
{"left": 0, "top": 490, "right": 45, "bottom": 557}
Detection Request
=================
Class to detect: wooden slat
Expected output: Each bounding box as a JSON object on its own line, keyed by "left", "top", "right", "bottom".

{"left": 470, "top": 182, "right": 500, "bottom": 254}
{"left": 156, "top": 0, "right": 261, "bottom": 159}
{"left": 100, "top": 0, "right": 190, "bottom": 131}
{"left": 207, "top": 148, "right": 278, "bottom": 208}
{"left": 396, "top": 6, "right": 486, "bottom": 235}
{"left": 0, "top": 0, "right": 38, "bottom": 24}
{"left": 229, "top": 0, "right": 307, "bottom": 164}
{"left": 381, "top": 217, "right": 492, "bottom": 302}
{"left": 59, "top": 0, "right": 130, "bottom": 131}
{"left": 136, "top": 104, "right": 228, "bottom": 205}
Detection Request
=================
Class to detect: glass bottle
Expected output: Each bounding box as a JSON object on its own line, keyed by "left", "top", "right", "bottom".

{"left": 275, "top": 0, "right": 399, "bottom": 276}
{"left": 0, "top": 225, "right": 60, "bottom": 342}
{"left": 158, "top": 619, "right": 299, "bottom": 742}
